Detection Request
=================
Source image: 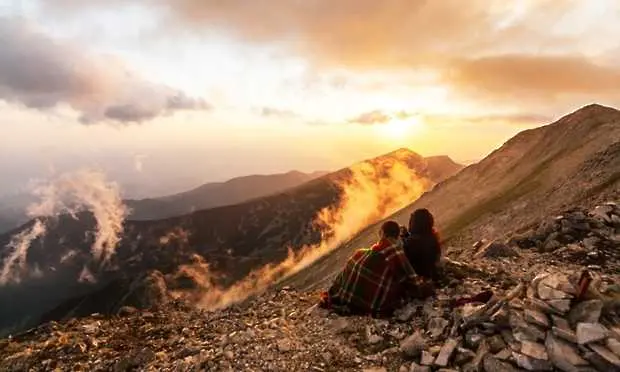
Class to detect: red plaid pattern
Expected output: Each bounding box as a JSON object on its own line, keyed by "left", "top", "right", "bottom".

{"left": 321, "top": 238, "right": 418, "bottom": 316}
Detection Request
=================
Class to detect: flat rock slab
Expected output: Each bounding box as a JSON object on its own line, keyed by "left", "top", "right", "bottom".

{"left": 568, "top": 300, "right": 603, "bottom": 326}
{"left": 545, "top": 333, "right": 589, "bottom": 372}
{"left": 589, "top": 344, "right": 620, "bottom": 369}
{"left": 512, "top": 351, "right": 553, "bottom": 371}
{"left": 520, "top": 340, "right": 549, "bottom": 361}
{"left": 483, "top": 355, "right": 519, "bottom": 372}
{"left": 434, "top": 338, "right": 459, "bottom": 367}
{"left": 524, "top": 309, "right": 550, "bottom": 328}
{"left": 576, "top": 323, "right": 609, "bottom": 345}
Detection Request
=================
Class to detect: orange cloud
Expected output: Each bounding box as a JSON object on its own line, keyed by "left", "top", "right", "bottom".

{"left": 348, "top": 110, "right": 391, "bottom": 125}
{"left": 446, "top": 54, "right": 620, "bottom": 100}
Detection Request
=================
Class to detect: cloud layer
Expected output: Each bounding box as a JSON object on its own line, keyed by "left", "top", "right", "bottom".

{"left": 151, "top": 0, "right": 620, "bottom": 106}
{"left": 0, "top": 18, "right": 209, "bottom": 124}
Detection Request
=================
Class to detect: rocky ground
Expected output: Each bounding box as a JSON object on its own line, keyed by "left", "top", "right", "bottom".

{"left": 1, "top": 202, "right": 619, "bottom": 372}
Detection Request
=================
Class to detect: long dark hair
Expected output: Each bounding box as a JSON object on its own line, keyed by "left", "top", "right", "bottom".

{"left": 408, "top": 208, "right": 435, "bottom": 236}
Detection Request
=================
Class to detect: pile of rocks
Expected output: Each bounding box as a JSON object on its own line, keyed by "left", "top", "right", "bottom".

{"left": 442, "top": 271, "right": 620, "bottom": 372}
{"left": 1, "top": 263, "right": 618, "bottom": 371}
{"left": 510, "top": 202, "right": 618, "bottom": 250}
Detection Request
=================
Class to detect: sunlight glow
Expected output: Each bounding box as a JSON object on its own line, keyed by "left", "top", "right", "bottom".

{"left": 376, "top": 116, "right": 422, "bottom": 140}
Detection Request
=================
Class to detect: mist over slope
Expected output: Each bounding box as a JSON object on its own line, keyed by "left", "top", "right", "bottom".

{"left": 0, "top": 150, "right": 461, "bottom": 336}
{"left": 283, "top": 103, "right": 620, "bottom": 291}
{"left": 0, "top": 170, "right": 329, "bottom": 234}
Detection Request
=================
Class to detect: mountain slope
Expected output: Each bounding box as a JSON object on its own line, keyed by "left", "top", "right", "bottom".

{"left": 125, "top": 170, "right": 329, "bottom": 220}
{"left": 0, "top": 150, "right": 462, "bottom": 336}
{"left": 0, "top": 170, "right": 329, "bottom": 234}
{"left": 283, "top": 103, "right": 620, "bottom": 291}
{"left": 3, "top": 201, "right": 619, "bottom": 371}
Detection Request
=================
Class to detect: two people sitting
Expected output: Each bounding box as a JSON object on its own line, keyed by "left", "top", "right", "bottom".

{"left": 319, "top": 208, "right": 442, "bottom": 317}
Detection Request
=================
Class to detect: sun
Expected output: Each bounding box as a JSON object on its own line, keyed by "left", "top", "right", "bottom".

{"left": 378, "top": 116, "right": 422, "bottom": 139}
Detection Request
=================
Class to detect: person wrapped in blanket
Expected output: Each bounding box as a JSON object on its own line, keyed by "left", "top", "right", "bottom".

{"left": 319, "top": 217, "right": 438, "bottom": 317}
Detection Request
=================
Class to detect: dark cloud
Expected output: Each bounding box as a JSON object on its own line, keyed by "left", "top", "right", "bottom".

{"left": 0, "top": 18, "right": 209, "bottom": 124}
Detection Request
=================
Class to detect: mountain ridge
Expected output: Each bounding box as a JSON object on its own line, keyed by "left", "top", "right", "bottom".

{"left": 0, "top": 149, "right": 462, "bottom": 336}
{"left": 281, "top": 103, "right": 620, "bottom": 292}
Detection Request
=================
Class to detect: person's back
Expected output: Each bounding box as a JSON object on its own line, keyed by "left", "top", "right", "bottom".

{"left": 402, "top": 208, "right": 442, "bottom": 282}
{"left": 319, "top": 220, "right": 417, "bottom": 316}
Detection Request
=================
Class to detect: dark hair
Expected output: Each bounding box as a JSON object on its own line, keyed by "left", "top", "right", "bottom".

{"left": 408, "top": 208, "right": 435, "bottom": 236}
{"left": 380, "top": 220, "right": 401, "bottom": 239}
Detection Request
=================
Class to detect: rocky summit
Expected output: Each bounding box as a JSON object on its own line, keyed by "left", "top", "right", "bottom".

{"left": 1, "top": 202, "right": 619, "bottom": 371}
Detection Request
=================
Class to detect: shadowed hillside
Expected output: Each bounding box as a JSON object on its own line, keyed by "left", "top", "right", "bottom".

{"left": 0, "top": 150, "right": 462, "bottom": 336}
{"left": 125, "top": 170, "right": 329, "bottom": 220}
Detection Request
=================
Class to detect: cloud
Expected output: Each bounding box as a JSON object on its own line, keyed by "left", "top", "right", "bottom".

{"left": 420, "top": 112, "right": 553, "bottom": 127}
{"left": 39, "top": 1, "right": 620, "bottom": 109}
{"left": 349, "top": 109, "right": 551, "bottom": 128}
{"left": 446, "top": 54, "right": 620, "bottom": 101}
{"left": 348, "top": 110, "right": 391, "bottom": 125}
{"left": 258, "top": 107, "right": 298, "bottom": 118}
{"left": 0, "top": 18, "right": 210, "bottom": 124}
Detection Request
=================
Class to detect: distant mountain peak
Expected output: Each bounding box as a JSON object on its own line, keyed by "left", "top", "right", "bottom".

{"left": 384, "top": 147, "right": 422, "bottom": 159}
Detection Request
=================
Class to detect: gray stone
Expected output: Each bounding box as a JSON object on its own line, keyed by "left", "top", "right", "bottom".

{"left": 488, "top": 335, "right": 508, "bottom": 353}
{"left": 520, "top": 340, "right": 548, "bottom": 361}
{"left": 552, "top": 326, "right": 578, "bottom": 344}
{"left": 420, "top": 350, "right": 435, "bottom": 366}
{"left": 465, "top": 332, "right": 484, "bottom": 350}
{"left": 582, "top": 351, "right": 616, "bottom": 372}
{"left": 463, "top": 340, "right": 489, "bottom": 372}
{"left": 525, "top": 297, "right": 564, "bottom": 316}
{"left": 589, "top": 344, "right": 620, "bottom": 369}
{"left": 512, "top": 351, "right": 553, "bottom": 371}
{"left": 501, "top": 330, "right": 523, "bottom": 351}
{"left": 546, "top": 299, "right": 572, "bottom": 313}
{"left": 511, "top": 311, "right": 547, "bottom": 342}
{"left": 540, "top": 273, "right": 576, "bottom": 295}
{"left": 483, "top": 355, "right": 519, "bottom": 372}
{"left": 545, "top": 333, "right": 589, "bottom": 372}
{"left": 592, "top": 205, "right": 613, "bottom": 223}
{"left": 551, "top": 315, "right": 571, "bottom": 330}
{"left": 538, "top": 284, "right": 571, "bottom": 301}
{"left": 396, "top": 302, "right": 419, "bottom": 322}
{"left": 568, "top": 300, "right": 603, "bottom": 326}
{"left": 428, "top": 317, "right": 449, "bottom": 338}
{"left": 454, "top": 347, "right": 476, "bottom": 366}
{"left": 576, "top": 323, "right": 609, "bottom": 345}
{"left": 400, "top": 332, "right": 426, "bottom": 358}
{"left": 409, "top": 362, "right": 431, "bottom": 372}
{"left": 434, "top": 338, "right": 459, "bottom": 367}
{"left": 607, "top": 338, "right": 620, "bottom": 357}
{"left": 368, "top": 334, "right": 384, "bottom": 344}
{"left": 524, "top": 309, "right": 550, "bottom": 328}
{"left": 495, "top": 348, "right": 513, "bottom": 360}
{"left": 583, "top": 237, "right": 599, "bottom": 251}
{"left": 544, "top": 239, "right": 562, "bottom": 252}
{"left": 475, "top": 240, "right": 519, "bottom": 258}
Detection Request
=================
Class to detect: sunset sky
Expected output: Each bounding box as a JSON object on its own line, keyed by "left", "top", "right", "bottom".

{"left": 1, "top": 0, "right": 620, "bottom": 197}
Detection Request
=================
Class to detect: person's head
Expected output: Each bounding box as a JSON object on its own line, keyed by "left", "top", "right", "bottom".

{"left": 408, "top": 208, "right": 435, "bottom": 236}
{"left": 379, "top": 220, "right": 401, "bottom": 240}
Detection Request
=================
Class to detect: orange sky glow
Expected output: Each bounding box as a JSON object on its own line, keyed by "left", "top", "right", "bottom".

{"left": 1, "top": 0, "right": 619, "bottom": 196}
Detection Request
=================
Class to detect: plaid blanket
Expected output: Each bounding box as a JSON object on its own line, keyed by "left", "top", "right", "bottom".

{"left": 320, "top": 238, "right": 418, "bottom": 316}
